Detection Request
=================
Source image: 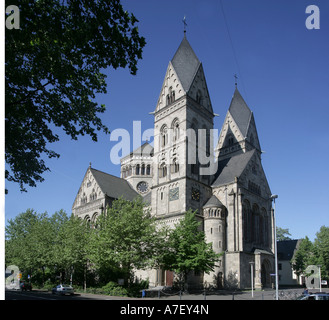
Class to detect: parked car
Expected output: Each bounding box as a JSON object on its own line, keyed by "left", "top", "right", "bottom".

{"left": 321, "top": 280, "right": 328, "bottom": 287}
{"left": 20, "top": 281, "right": 32, "bottom": 291}
{"left": 51, "top": 284, "right": 74, "bottom": 296}
{"left": 297, "top": 293, "right": 329, "bottom": 300}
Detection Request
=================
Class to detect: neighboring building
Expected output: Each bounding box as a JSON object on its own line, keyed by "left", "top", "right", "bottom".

{"left": 72, "top": 34, "right": 275, "bottom": 289}
{"left": 277, "top": 239, "right": 303, "bottom": 286}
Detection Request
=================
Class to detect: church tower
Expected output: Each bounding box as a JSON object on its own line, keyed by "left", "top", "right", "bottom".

{"left": 151, "top": 35, "right": 214, "bottom": 223}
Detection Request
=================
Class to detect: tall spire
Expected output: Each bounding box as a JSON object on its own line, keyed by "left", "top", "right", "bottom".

{"left": 171, "top": 36, "right": 200, "bottom": 92}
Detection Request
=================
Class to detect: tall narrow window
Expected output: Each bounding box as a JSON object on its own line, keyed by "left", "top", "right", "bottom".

{"left": 141, "top": 164, "right": 145, "bottom": 175}
{"left": 167, "top": 87, "right": 175, "bottom": 105}
{"left": 171, "top": 158, "right": 179, "bottom": 173}
{"left": 196, "top": 90, "right": 202, "bottom": 104}
{"left": 159, "top": 163, "right": 167, "bottom": 178}
{"left": 160, "top": 125, "right": 168, "bottom": 148}
{"left": 172, "top": 119, "right": 180, "bottom": 142}
{"left": 136, "top": 164, "right": 140, "bottom": 175}
{"left": 146, "top": 165, "right": 151, "bottom": 175}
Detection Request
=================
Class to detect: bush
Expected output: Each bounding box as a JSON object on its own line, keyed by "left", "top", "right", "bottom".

{"left": 101, "top": 281, "right": 128, "bottom": 297}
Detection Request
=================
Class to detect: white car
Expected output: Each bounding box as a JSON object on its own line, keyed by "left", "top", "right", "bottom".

{"left": 52, "top": 284, "right": 74, "bottom": 296}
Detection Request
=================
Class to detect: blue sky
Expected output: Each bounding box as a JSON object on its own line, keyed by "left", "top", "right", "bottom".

{"left": 4, "top": 0, "right": 329, "bottom": 241}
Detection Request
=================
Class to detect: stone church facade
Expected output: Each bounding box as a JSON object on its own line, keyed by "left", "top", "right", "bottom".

{"left": 72, "top": 35, "right": 275, "bottom": 289}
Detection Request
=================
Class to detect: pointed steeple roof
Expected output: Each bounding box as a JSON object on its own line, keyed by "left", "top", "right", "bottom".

{"left": 171, "top": 35, "right": 201, "bottom": 92}
{"left": 228, "top": 88, "right": 252, "bottom": 138}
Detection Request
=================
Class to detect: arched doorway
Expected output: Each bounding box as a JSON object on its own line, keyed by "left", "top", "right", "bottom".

{"left": 261, "top": 259, "right": 271, "bottom": 288}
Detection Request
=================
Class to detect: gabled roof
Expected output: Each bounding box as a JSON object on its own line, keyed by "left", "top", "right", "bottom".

{"left": 171, "top": 35, "right": 201, "bottom": 92}
{"left": 212, "top": 150, "right": 256, "bottom": 187}
{"left": 228, "top": 88, "right": 252, "bottom": 138}
{"left": 90, "top": 168, "right": 139, "bottom": 201}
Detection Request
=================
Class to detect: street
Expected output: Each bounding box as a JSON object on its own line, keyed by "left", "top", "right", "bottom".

{"left": 6, "top": 287, "right": 329, "bottom": 301}
{"left": 5, "top": 289, "right": 135, "bottom": 301}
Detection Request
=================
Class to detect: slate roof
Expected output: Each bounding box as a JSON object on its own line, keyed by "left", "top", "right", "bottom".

{"left": 122, "top": 142, "right": 154, "bottom": 160}
{"left": 212, "top": 150, "right": 255, "bottom": 187}
{"left": 229, "top": 88, "right": 252, "bottom": 138}
{"left": 90, "top": 168, "right": 139, "bottom": 201}
{"left": 171, "top": 35, "right": 201, "bottom": 92}
{"left": 277, "top": 239, "right": 301, "bottom": 261}
{"left": 203, "top": 195, "right": 225, "bottom": 208}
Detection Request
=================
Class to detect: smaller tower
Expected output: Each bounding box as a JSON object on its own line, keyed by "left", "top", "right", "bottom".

{"left": 203, "top": 195, "right": 226, "bottom": 288}
{"left": 120, "top": 142, "right": 153, "bottom": 195}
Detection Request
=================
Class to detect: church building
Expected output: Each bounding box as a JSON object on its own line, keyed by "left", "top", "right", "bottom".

{"left": 72, "top": 34, "right": 275, "bottom": 290}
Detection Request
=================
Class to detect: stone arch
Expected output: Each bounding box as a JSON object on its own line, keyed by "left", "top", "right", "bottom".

{"left": 261, "top": 258, "right": 272, "bottom": 288}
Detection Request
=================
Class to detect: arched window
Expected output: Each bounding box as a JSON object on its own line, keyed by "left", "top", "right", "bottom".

{"left": 172, "top": 118, "right": 180, "bottom": 142}
{"left": 141, "top": 164, "right": 145, "bottom": 175}
{"left": 81, "top": 193, "right": 87, "bottom": 205}
{"left": 159, "top": 163, "right": 167, "bottom": 178}
{"left": 136, "top": 164, "right": 140, "bottom": 175}
{"left": 167, "top": 87, "right": 175, "bottom": 105}
{"left": 166, "top": 94, "right": 170, "bottom": 105}
{"left": 160, "top": 125, "right": 168, "bottom": 148}
{"left": 146, "top": 164, "right": 151, "bottom": 175}
{"left": 90, "top": 189, "right": 97, "bottom": 201}
{"left": 171, "top": 158, "right": 179, "bottom": 173}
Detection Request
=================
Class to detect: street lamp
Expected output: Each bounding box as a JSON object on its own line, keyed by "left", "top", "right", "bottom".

{"left": 249, "top": 262, "right": 255, "bottom": 298}
{"left": 271, "top": 194, "right": 279, "bottom": 300}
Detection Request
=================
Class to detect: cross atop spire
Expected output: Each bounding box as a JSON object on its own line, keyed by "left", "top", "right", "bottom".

{"left": 234, "top": 74, "right": 238, "bottom": 88}
{"left": 183, "top": 15, "right": 187, "bottom": 35}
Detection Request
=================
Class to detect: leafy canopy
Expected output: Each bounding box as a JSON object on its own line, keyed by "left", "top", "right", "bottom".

{"left": 5, "top": 0, "right": 146, "bottom": 191}
{"left": 162, "top": 210, "right": 221, "bottom": 286}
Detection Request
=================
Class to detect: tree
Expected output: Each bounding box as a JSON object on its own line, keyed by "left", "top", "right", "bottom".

{"left": 313, "top": 226, "right": 329, "bottom": 280}
{"left": 162, "top": 210, "right": 221, "bottom": 289}
{"left": 5, "top": 209, "right": 90, "bottom": 286}
{"left": 291, "top": 236, "right": 314, "bottom": 278}
{"left": 5, "top": 209, "right": 55, "bottom": 283}
{"left": 5, "top": 0, "right": 146, "bottom": 191}
{"left": 52, "top": 212, "right": 90, "bottom": 285}
{"left": 90, "top": 197, "right": 159, "bottom": 285}
{"left": 276, "top": 227, "right": 292, "bottom": 241}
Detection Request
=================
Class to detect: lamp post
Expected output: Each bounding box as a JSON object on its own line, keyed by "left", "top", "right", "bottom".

{"left": 249, "top": 261, "right": 254, "bottom": 298}
{"left": 271, "top": 194, "right": 279, "bottom": 300}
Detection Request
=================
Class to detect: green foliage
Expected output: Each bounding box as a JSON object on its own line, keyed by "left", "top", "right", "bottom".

{"left": 161, "top": 210, "right": 221, "bottom": 288}
{"left": 5, "top": 209, "right": 90, "bottom": 287}
{"left": 292, "top": 226, "right": 329, "bottom": 280}
{"left": 101, "top": 281, "right": 128, "bottom": 297}
{"left": 5, "top": 0, "right": 146, "bottom": 192}
{"left": 276, "top": 227, "right": 292, "bottom": 241}
{"left": 90, "top": 197, "right": 159, "bottom": 283}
